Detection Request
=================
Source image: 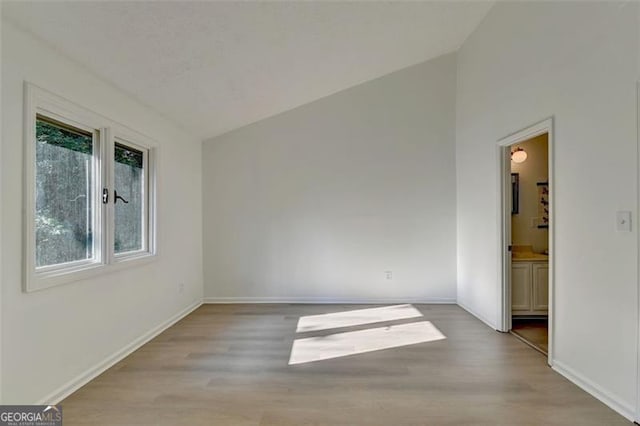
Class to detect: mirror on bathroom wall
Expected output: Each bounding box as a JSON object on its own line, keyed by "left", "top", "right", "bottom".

{"left": 511, "top": 173, "right": 519, "bottom": 214}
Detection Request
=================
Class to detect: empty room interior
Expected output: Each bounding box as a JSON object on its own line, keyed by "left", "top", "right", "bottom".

{"left": 2, "top": 1, "right": 640, "bottom": 425}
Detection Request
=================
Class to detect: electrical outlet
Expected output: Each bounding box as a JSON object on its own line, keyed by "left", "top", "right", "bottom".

{"left": 178, "top": 283, "right": 185, "bottom": 293}
{"left": 384, "top": 271, "right": 393, "bottom": 280}
{"left": 616, "top": 211, "right": 632, "bottom": 232}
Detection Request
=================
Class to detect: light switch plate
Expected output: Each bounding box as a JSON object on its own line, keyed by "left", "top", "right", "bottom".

{"left": 616, "top": 211, "right": 632, "bottom": 232}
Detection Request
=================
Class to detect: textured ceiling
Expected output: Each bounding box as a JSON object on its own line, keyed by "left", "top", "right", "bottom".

{"left": 3, "top": 1, "right": 493, "bottom": 140}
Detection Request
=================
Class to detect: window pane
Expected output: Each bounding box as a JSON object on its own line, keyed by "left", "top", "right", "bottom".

{"left": 35, "top": 117, "right": 94, "bottom": 267}
{"left": 114, "top": 143, "right": 144, "bottom": 254}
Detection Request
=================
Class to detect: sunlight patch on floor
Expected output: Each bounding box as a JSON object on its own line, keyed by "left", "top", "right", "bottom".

{"left": 289, "top": 320, "right": 446, "bottom": 365}
{"left": 295, "top": 304, "right": 423, "bottom": 333}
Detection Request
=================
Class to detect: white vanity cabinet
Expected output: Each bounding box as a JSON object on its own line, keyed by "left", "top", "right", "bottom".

{"left": 511, "top": 260, "right": 548, "bottom": 315}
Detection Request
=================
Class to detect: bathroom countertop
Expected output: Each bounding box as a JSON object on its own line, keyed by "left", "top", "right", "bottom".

{"left": 512, "top": 252, "right": 548, "bottom": 262}
{"left": 511, "top": 245, "right": 548, "bottom": 262}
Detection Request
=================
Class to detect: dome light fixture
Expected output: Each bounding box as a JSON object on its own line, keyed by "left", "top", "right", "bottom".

{"left": 511, "top": 147, "right": 527, "bottom": 163}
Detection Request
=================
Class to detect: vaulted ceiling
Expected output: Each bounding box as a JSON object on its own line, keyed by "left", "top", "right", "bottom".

{"left": 3, "top": 1, "right": 493, "bottom": 140}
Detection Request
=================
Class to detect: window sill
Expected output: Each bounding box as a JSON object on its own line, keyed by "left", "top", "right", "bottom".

{"left": 25, "top": 253, "right": 157, "bottom": 293}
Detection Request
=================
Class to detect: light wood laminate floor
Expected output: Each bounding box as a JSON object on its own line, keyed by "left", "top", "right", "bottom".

{"left": 62, "top": 304, "right": 629, "bottom": 425}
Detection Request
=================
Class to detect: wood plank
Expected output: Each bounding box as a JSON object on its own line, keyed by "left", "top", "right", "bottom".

{"left": 61, "top": 304, "right": 627, "bottom": 425}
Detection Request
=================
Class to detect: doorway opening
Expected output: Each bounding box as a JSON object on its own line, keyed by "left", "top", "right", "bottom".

{"left": 498, "top": 119, "right": 554, "bottom": 364}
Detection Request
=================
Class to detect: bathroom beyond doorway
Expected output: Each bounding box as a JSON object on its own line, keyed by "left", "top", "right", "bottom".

{"left": 509, "top": 133, "right": 549, "bottom": 355}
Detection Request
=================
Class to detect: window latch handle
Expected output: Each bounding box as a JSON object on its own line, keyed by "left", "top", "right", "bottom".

{"left": 102, "top": 188, "right": 109, "bottom": 204}
{"left": 114, "top": 190, "right": 129, "bottom": 204}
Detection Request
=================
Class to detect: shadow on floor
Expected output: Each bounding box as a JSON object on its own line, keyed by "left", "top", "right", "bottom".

{"left": 511, "top": 317, "right": 548, "bottom": 355}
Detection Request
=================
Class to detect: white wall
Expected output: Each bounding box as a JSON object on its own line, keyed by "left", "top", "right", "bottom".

{"left": 456, "top": 2, "right": 638, "bottom": 418}
{"left": 202, "top": 54, "right": 457, "bottom": 303}
{"left": 0, "top": 11, "right": 4, "bottom": 404}
{"left": 1, "top": 21, "right": 203, "bottom": 403}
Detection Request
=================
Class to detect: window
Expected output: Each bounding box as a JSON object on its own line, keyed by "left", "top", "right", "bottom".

{"left": 114, "top": 141, "right": 146, "bottom": 255}
{"left": 35, "top": 116, "right": 98, "bottom": 268}
{"left": 25, "top": 84, "right": 157, "bottom": 291}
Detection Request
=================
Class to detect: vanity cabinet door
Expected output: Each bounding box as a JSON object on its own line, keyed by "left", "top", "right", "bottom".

{"left": 532, "top": 263, "right": 549, "bottom": 311}
{"left": 511, "top": 263, "right": 532, "bottom": 311}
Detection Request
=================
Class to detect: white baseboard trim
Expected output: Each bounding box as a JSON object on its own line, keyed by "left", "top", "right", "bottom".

{"left": 552, "top": 360, "right": 635, "bottom": 422}
{"left": 456, "top": 301, "right": 498, "bottom": 330}
{"left": 203, "top": 296, "right": 456, "bottom": 304}
{"left": 36, "top": 300, "right": 202, "bottom": 405}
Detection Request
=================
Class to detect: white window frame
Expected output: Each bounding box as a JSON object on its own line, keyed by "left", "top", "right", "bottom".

{"left": 109, "top": 132, "right": 157, "bottom": 265}
{"left": 24, "top": 83, "right": 157, "bottom": 292}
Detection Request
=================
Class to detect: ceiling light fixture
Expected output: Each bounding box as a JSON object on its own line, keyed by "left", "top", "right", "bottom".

{"left": 511, "top": 147, "right": 527, "bottom": 163}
